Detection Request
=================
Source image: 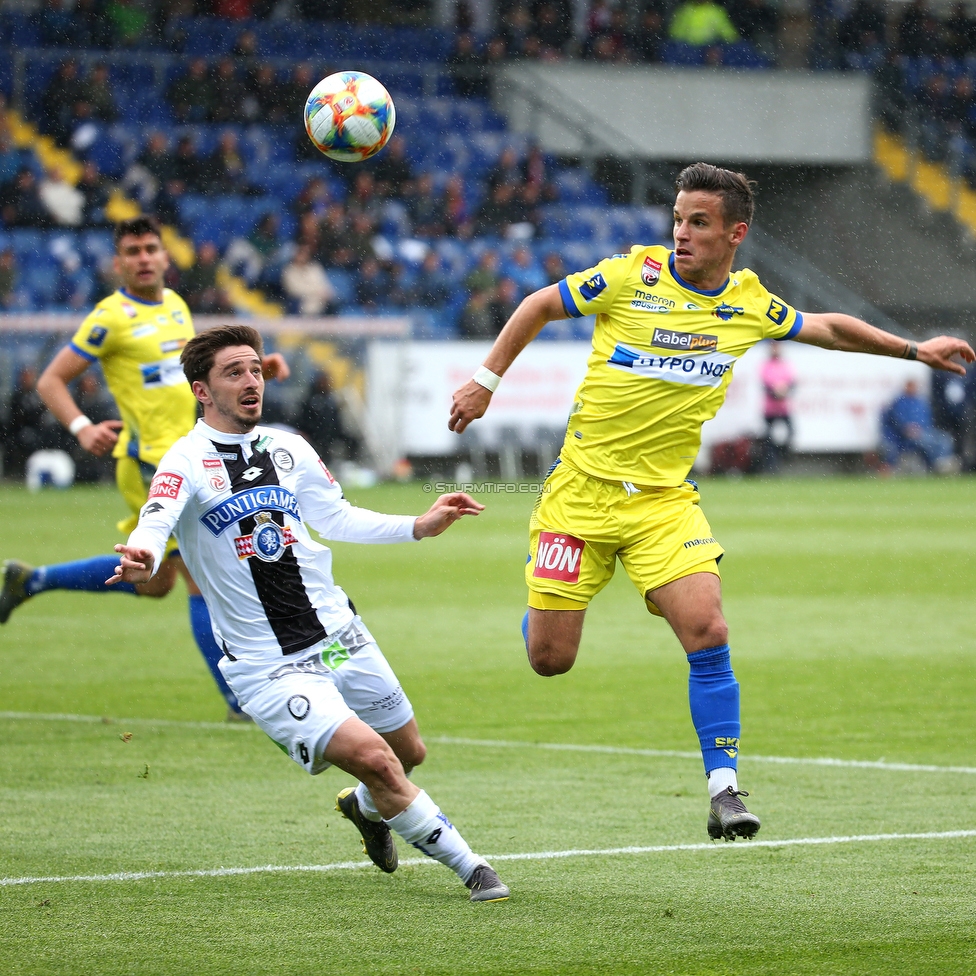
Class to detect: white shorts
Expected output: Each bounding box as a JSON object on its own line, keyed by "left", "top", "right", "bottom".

{"left": 219, "top": 618, "right": 414, "bottom": 775}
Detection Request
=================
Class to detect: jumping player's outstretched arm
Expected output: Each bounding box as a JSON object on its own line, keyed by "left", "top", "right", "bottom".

{"left": 794, "top": 313, "right": 975, "bottom": 375}
{"left": 449, "top": 284, "right": 567, "bottom": 434}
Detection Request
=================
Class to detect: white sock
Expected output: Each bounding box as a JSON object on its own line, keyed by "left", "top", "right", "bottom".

{"left": 356, "top": 767, "right": 414, "bottom": 823}
{"left": 386, "top": 790, "right": 484, "bottom": 882}
{"left": 707, "top": 767, "right": 738, "bottom": 798}
{"left": 354, "top": 781, "right": 383, "bottom": 822}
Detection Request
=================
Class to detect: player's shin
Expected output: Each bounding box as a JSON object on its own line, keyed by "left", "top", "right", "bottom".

{"left": 687, "top": 643, "right": 740, "bottom": 793}
{"left": 27, "top": 555, "right": 137, "bottom": 596}
{"left": 385, "top": 789, "right": 484, "bottom": 882}
{"left": 188, "top": 594, "right": 243, "bottom": 713}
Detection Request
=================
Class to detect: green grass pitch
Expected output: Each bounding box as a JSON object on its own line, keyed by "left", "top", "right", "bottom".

{"left": 1, "top": 477, "right": 974, "bottom": 975}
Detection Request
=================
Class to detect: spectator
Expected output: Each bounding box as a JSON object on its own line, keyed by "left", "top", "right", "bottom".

{"left": 211, "top": 58, "right": 247, "bottom": 124}
{"left": 345, "top": 211, "right": 379, "bottom": 268}
{"left": 369, "top": 135, "right": 414, "bottom": 198}
{"left": 634, "top": 2, "right": 668, "bottom": 62}
{"left": 501, "top": 3, "right": 534, "bottom": 56}
{"left": 896, "top": 0, "right": 927, "bottom": 56}
{"left": 669, "top": 0, "right": 739, "bottom": 46}
{"left": 487, "top": 146, "right": 523, "bottom": 192}
{"left": 490, "top": 276, "right": 521, "bottom": 331}
{"left": 931, "top": 370, "right": 970, "bottom": 460}
{"left": 875, "top": 49, "right": 908, "bottom": 134}
{"left": 39, "top": 0, "right": 75, "bottom": 47}
{"left": 405, "top": 173, "right": 445, "bottom": 237}
{"left": 74, "top": 0, "right": 112, "bottom": 48}
{"left": 180, "top": 242, "right": 233, "bottom": 313}
{"left": 243, "top": 64, "right": 287, "bottom": 124}
{"left": 214, "top": 0, "right": 257, "bottom": 19}
{"left": 0, "top": 248, "right": 17, "bottom": 309}
{"left": 459, "top": 289, "right": 497, "bottom": 338}
{"left": 443, "top": 174, "right": 472, "bottom": 237}
{"left": 475, "top": 183, "right": 522, "bottom": 236}
{"left": 355, "top": 257, "right": 390, "bottom": 312}
{"left": 0, "top": 127, "right": 21, "bottom": 188}
{"left": 202, "top": 130, "right": 253, "bottom": 195}
{"left": 41, "top": 60, "right": 85, "bottom": 146}
{"left": 729, "top": 0, "right": 778, "bottom": 57}
{"left": 347, "top": 171, "right": 383, "bottom": 223}
{"left": 72, "top": 372, "right": 118, "bottom": 482}
{"left": 167, "top": 58, "right": 216, "bottom": 123}
{"left": 541, "top": 250, "right": 567, "bottom": 284}
{"left": 106, "top": 0, "right": 150, "bottom": 46}
{"left": 80, "top": 63, "right": 118, "bottom": 122}
{"left": 295, "top": 370, "right": 360, "bottom": 465}
{"left": 281, "top": 244, "right": 336, "bottom": 315}
{"left": 3, "top": 366, "right": 49, "bottom": 478}
{"left": 837, "top": 0, "right": 885, "bottom": 57}
{"left": 945, "top": 2, "right": 976, "bottom": 59}
{"left": 225, "top": 212, "right": 282, "bottom": 285}
{"left": 505, "top": 244, "right": 547, "bottom": 294}
{"left": 760, "top": 343, "right": 796, "bottom": 470}
{"left": 1, "top": 169, "right": 50, "bottom": 228}
{"left": 535, "top": 1, "right": 572, "bottom": 55}
{"left": 293, "top": 176, "right": 332, "bottom": 219}
{"left": 123, "top": 131, "right": 173, "bottom": 207}
{"left": 317, "top": 203, "right": 355, "bottom": 267}
{"left": 583, "top": 0, "right": 614, "bottom": 56}
{"left": 413, "top": 251, "right": 451, "bottom": 310}
{"left": 880, "top": 378, "right": 957, "bottom": 473}
{"left": 78, "top": 160, "right": 112, "bottom": 227}
{"left": 450, "top": 33, "right": 490, "bottom": 98}
{"left": 172, "top": 135, "right": 205, "bottom": 192}
{"left": 232, "top": 28, "right": 259, "bottom": 59}
{"left": 464, "top": 249, "right": 500, "bottom": 295}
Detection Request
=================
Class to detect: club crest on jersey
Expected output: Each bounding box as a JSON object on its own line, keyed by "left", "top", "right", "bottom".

{"left": 641, "top": 257, "right": 662, "bottom": 286}
{"left": 200, "top": 486, "right": 301, "bottom": 536}
{"left": 172, "top": 310, "right": 184, "bottom": 324}
{"left": 272, "top": 448, "right": 294, "bottom": 472}
{"left": 533, "top": 532, "right": 584, "bottom": 583}
{"left": 287, "top": 695, "right": 310, "bottom": 720}
{"left": 712, "top": 304, "right": 744, "bottom": 322}
{"left": 148, "top": 471, "right": 182, "bottom": 499}
{"left": 121, "top": 301, "right": 137, "bottom": 319}
{"left": 235, "top": 513, "right": 296, "bottom": 562}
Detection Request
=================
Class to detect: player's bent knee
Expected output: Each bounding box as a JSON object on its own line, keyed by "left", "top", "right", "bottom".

{"left": 527, "top": 641, "right": 576, "bottom": 676}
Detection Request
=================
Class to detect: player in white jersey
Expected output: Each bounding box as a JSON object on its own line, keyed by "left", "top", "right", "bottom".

{"left": 109, "top": 324, "right": 509, "bottom": 903}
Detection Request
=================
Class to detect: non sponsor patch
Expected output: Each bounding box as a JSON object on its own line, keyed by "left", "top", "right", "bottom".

{"left": 578, "top": 272, "right": 607, "bottom": 301}
{"left": 287, "top": 695, "right": 310, "bottom": 720}
{"left": 203, "top": 459, "right": 226, "bottom": 491}
{"left": 533, "top": 531, "right": 585, "bottom": 583}
{"left": 651, "top": 327, "right": 718, "bottom": 353}
{"left": 318, "top": 459, "right": 336, "bottom": 484}
{"left": 86, "top": 326, "right": 108, "bottom": 347}
{"left": 148, "top": 471, "right": 183, "bottom": 499}
{"left": 272, "top": 448, "right": 294, "bottom": 472}
{"left": 641, "top": 256, "right": 662, "bottom": 286}
{"left": 172, "top": 309, "right": 184, "bottom": 324}
{"left": 159, "top": 338, "right": 187, "bottom": 353}
{"left": 131, "top": 324, "right": 157, "bottom": 339}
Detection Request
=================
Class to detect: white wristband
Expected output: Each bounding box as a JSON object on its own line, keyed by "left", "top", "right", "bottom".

{"left": 472, "top": 365, "right": 501, "bottom": 393}
{"left": 69, "top": 415, "right": 93, "bottom": 436}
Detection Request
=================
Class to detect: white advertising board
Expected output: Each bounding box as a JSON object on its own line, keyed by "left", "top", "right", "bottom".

{"left": 367, "top": 340, "right": 931, "bottom": 461}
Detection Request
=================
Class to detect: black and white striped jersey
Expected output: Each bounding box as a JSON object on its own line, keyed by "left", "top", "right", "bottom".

{"left": 128, "top": 419, "right": 417, "bottom": 663}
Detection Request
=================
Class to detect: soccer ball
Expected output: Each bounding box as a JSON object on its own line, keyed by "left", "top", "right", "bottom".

{"left": 304, "top": 71, "right": 396, "bottom": 162}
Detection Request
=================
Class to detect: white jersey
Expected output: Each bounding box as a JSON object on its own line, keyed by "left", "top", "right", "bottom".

{"left": 128, "top": 420, "right": 417, "bottom": 663}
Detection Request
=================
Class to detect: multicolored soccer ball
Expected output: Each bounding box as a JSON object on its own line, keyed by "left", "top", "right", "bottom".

{"left": 304, "top": 71, "right": 396, "bottom": 162}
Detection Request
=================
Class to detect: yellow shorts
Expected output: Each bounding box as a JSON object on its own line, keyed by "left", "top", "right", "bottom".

{"left": 525, "top": 459, "right": 724, "bottom": 615}
{"left": 115, "top": 456, "right": 179, "bottom": 557}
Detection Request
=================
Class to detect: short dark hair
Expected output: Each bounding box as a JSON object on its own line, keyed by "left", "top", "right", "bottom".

{"left": 113, "top": 216, "right": 163, "bottom": 250}
{"left": 675, "top": 162, "right": 756, "bottom": 226}
{"left": 181, "top": 325, "right": 264, "bottom": 385}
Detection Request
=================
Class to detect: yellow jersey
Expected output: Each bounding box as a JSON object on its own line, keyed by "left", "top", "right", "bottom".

{"left": 70, "top": 288, "right": 198, "bottom": 467}
{"left": 557, "top": 244, "right": 802, "bottom": 486}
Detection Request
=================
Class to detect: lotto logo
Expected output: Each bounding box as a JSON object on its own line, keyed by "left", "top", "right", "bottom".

{"left": 533, "top": 532, "right": 585, "bottom": 582}
{"left": 148, "top": 471, "right": 183, "bottom": 499}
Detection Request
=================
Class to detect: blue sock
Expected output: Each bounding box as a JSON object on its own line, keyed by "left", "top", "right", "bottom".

{"left": 188, "top": 594, "right": 241, "bottom": 712}
{"left": 687, "top": 644, "right": 740, "bottom": 775}
{"left": 26, "top": 555, "right": 136, "bottom": 596}
{"left": 521, "top": 610, "right": 529, "bottom": 651}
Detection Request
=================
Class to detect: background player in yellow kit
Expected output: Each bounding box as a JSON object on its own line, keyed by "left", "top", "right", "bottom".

{"left": 0, "top": 217, "right": 288, "bottom": 719}
{"left": 449, "top": 162, "right": 974, "bottom": 840}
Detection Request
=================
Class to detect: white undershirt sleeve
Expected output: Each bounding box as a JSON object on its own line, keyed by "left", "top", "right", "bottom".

{"left": 308, "top": 503, "right": 418, "bottom": 544}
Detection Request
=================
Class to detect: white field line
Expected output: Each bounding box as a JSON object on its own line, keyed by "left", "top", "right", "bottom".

{"left": 3, "top": 830, "right": 975, "bottom": 889}
{"left": 2, "top": 712, "right": 973, "bottom": 776}
{"left": 431, "top": 736, "right": 976, "bottom": 776}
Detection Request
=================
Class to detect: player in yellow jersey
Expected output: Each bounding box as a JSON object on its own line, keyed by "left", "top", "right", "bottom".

{"left": 0, "top": 217, "right": 289, "bottom": 719}
{"left": 450, "top": 163, "right": 974, "bottom": 840}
